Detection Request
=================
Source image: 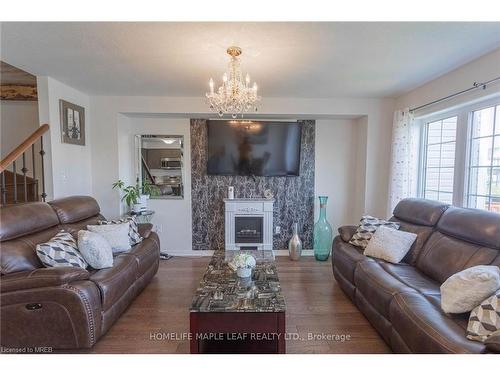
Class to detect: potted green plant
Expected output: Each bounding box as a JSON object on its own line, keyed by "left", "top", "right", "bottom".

{"left": 112, "top": 180, "right": 142, "bottom": 212}
{"left": 139, "top": 179, "right": 160, "bottom": 210}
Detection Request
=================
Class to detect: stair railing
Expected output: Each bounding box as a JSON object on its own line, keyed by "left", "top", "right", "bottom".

{"left": 0, "top": 124, "right": 49, "bottom": 205}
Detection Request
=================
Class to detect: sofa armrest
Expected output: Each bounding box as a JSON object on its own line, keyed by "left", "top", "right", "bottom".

{"left": 138, "top": 223, "right": 153, "bottom": 238}
{"left": 1, "top": 267, "right": 89, "bottom": 293}
{"left": 485, "top": 333, "right": 500, "bottom": 353}
{"left": 338, "top": 225, "right": 358, "bottom": 242}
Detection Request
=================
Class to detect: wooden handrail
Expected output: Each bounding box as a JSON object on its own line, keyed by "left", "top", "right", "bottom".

{"left": 0, "top": 124, "right": 49, "bottom": 173}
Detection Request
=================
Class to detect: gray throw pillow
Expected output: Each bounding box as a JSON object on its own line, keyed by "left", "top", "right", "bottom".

{"left": 87, "top": 222, "right": 131, "bottom": 253}
{"left": 77, "top": 230, "right": 113, "bottom": 269}
{"left": 36, "top": 230, "right": 88, "bottom": 269}
{"left": 98, "top": 216, "right": 143, "bottom": 245}
{"left": 349, "top": 215, "right": 400, "bottom": 249}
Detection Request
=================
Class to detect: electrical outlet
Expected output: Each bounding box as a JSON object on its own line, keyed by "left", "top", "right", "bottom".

{"left": 275, "top": 226, "right": 281, "bottom": 235}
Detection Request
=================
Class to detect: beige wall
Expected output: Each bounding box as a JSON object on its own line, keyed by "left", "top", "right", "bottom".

{"left": 89, "top": 96, "right": 395, "bottom": 229}
{"left": 396, "top": 48, "right": 500, "bottom": 115}
{"left": 0, "top": 101, "right": 40, "bottom": 180}
{"left": 37, "top": 76, "right": 93, "bottom": 200}
{"left": 315, "top": 118, "right": 368, "bottom": 230}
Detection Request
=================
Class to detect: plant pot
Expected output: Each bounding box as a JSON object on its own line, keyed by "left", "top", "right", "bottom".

{"left": 140, "top": 194, "right": 149, "bottom": 210}
{"left": 132, "top": 203, "right": 143, "bottom": 213}
{"left": 236, "top": 267, "right": 252, "bottom": 278}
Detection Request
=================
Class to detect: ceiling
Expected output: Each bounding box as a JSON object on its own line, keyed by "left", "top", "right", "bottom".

{"left": 1, "top": 22, "right": 500, "bottom": 98}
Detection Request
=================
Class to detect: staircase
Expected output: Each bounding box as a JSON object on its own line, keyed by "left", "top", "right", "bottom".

{"left": 0, "top": 124, "right": 49, "bottom": 205}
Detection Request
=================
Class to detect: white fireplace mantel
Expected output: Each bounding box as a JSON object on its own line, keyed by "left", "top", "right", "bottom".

{"left": 224, "top": 198, "right": 274, "bottom": 254}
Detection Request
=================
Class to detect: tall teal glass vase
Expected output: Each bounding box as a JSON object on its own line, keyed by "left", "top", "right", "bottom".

{"left": 313, "top": 196, "right": 333, "bottom": 261}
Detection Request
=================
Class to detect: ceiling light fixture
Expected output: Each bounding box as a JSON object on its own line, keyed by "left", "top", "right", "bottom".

{"left": 206, "top": 46, "right": 261, "bottom": 119}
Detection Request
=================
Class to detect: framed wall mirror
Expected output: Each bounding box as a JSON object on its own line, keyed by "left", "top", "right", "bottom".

{"left": 136, "top": 135, "right": 184, "bottom": 199}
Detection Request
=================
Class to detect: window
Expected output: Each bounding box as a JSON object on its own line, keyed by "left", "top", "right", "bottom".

{"left": 417, "top": 98, "right": 500, "bottom": 212}
{"left": 467, "top": 105, "right": 500, "bottom": 212}
{"left": 421, "top": 116, "right": 457, "bottom": 204}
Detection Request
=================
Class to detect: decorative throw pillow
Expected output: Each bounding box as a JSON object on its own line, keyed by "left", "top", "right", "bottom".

{"left": 36, "top": 230, "right": 88, "bottom": 269}
{"left": 440, "top": 265, "right": 500, "bottom": 314}
{"left": 98, "top": 216, "right": 143, "bottom": 245}
{"left": 87, "top": 222, "right": 131, "bottom": 253}
{"left": 349, "top": 215, "right": 400, "bottom": 249}
{"left": 466, "top": 290, "right": 500, "bottom": 342}
{"left": 363, "top": 226, "right": 417, "bottom": 264}
{"left": 77, "top": 230, "right": 113, "bottom": 269}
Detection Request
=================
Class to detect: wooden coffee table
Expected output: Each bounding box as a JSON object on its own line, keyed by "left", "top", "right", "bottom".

{"left": 189, "top": 250, "right": 286, "bottom": 354}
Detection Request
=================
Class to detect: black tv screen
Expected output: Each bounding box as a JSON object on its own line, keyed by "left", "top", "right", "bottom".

{"left": 207, "top": 120, "right": 301, "bottom": 176}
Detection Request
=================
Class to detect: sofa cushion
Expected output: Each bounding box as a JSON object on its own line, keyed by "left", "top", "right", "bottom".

{"left": 417, "top": 232, "right": 499, "bottom": 284}
{"left": 392, "top": 198, "right": 449, "bottom": 227}
{"left": 89, "top": 254, "right": 138, "bottom": 310}
{"left": 137, "top": 223, "right": 153, "bottom": 239}
{"left": 1, "top": 226, "right": 62, "bottom": 274}
{"left": 0, "top": 267, "right": 90, "bottom": 293}
{"left": 377, "top": 262, "right": 440, "bottom": 296}
{"left": 485, "top": 332, "right": 500, "bottom": 353}
{"left": 48, "top": 196, "right": 101, "bottom": 224}
{"left": 437, "top": 206, "right": 500, "bottom": 250}
{"left": 388, "top": 219, "right": 434, "bottom": 265}
{"left": 338, "top": 225, "right": 358, "bottom": 243}
{"left": 332, "top": 236, "right": 368, "bottom": 284}
{"left": 354, "top": 260, "right": 414, "bottom": 318}
{"left": 389, "top": 292, "right": 486, "bottom": 353}
{"left": 0, "top": 202, "right": 59, "bottom": 242}
{"left": 128, "top": 232, "right": 160, "bottom": 275}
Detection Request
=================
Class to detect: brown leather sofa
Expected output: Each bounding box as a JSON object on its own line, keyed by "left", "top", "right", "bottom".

{"left": 332, "top": 198, "right": 500, "bottom": 354}
{"left": 0, "top": 196, "right": 160, "bottom": 349}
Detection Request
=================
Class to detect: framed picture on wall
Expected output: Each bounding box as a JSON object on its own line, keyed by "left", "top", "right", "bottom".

{"left": 59, "top": 99, "right": 85, "bottom": 145}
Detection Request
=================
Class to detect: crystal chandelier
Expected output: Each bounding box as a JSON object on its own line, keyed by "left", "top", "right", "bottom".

{"left": 206, "top": 46, "right": 261, "bottom": 118}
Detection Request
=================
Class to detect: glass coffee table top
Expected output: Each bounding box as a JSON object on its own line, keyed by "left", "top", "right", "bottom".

{"left": 190, "top": 250, "right": 286, "bottom": 313}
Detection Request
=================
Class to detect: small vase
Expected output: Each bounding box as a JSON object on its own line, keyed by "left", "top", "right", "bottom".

{"left": 313, "top": 196, "right": 333, "bottom": 261}
{"left": 237, "top": 267, "right": 252, "bottom": 278}
{"left": 132, "top": 203, "right": 143, "bottom": 213}
{"left": 140, "top": 194, "right": 149, "bottom": 210}
{"left": 288, "top": 223, "right": 302, "bottom": 261}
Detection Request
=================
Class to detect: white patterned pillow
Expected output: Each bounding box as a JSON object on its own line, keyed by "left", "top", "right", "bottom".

{"left": 466, "top": 290, "right": 500, "bottom": 342}
{"left": 363, "top": 226, "right": 417, "bottom": 263}
{"left": 349, "top": 215, "right": 400, "bottom": 249}
{"left": 98, "top": 216, "right": 143, "bottom": 245}
{"left": 87, "top": 222, "right": 131, "bottom": 253}
{"left": 77, "top": 230, "right": 113, "bottom": 269}
{"left": 36, "top": 230, "right": 88, "bottom": 269}
{"left": 441, "top": 265, "right": 500, "bottom": 314}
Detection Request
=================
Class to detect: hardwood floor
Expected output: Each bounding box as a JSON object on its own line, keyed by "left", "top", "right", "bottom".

{"left": 80, "top": 256, "right": 391, "bottom": 354}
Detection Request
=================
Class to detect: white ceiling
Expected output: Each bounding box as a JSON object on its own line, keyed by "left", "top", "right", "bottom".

{"left": 1, "top": 22, "right": 500, "bottom": 98}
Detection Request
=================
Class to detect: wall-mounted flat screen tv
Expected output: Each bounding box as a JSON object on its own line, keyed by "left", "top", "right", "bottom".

{"left": 207, "top": 120, "right": 301, "bottom": 176}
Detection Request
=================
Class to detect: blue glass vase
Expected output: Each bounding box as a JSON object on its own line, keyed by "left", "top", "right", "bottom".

{"left": 313, "top": 196, "right": 333, "bottom": 261}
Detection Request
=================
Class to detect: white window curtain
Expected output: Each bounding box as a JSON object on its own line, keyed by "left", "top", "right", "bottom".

{"left": 387, "top": 108, "right": 419, "bottom": 215}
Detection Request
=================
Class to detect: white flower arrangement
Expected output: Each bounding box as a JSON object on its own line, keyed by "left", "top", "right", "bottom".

{"left": 229, "top": 253, "right": 256, "bottom": 271}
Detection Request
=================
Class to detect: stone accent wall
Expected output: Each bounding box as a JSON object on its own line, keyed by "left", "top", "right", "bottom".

{"left": 190, "top": 119, "right": 315, "bottom": 250}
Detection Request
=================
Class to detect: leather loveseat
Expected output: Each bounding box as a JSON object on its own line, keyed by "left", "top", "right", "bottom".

{"left": 332, "top": 198, "right": 500, "bottom": 353}
{"left": 0, "top": 196, "right": 160, "bottom": 349}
